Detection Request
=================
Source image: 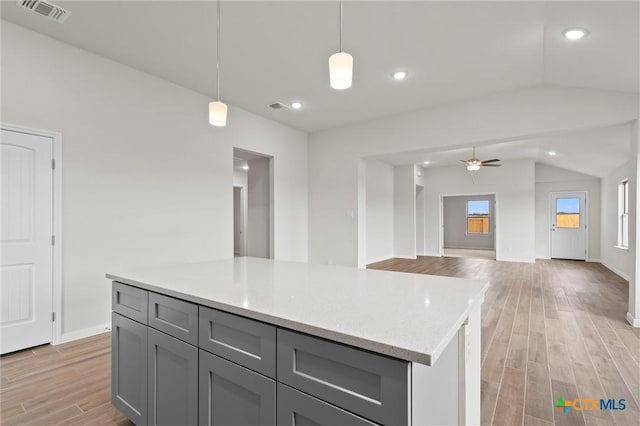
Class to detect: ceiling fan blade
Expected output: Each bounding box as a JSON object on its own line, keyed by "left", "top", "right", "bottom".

{"left": 482, "top": 164, "right": 501, "bottom": 167}
{"left": 481, "top": 159, "right": 500, "bottom": 164}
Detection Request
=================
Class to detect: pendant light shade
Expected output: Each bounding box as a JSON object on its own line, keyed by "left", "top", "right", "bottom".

{"left": 209, "top": 101, "right": 227, "bottom": 127}
{"left": 209, "top": 0, "right": 227, "bottom": 127}
{"left": 329, "top": 51, "right": 353, "bottom": 90}
{"left": 329, "top": 0, "right": 353, "bottom": 90}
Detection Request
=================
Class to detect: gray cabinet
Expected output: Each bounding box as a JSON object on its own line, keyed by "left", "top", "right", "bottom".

{"left": 199, "top": 306, "right": 276, "bottom": 378}
{"left": 147, "top": 328, "right": 198, "bottom": 426}
{"left": 277, "top": 329, "right": 408, "bottom": 426}
{"left": 277, "top": 384, "right": 378, "bottom": 426}
{"left": 149, "top": 293, "right": 198, "bottom": 345}
{"left": 199, "top": 349, "right": 276, "bottom": 426}
{"left": 112, "top": 312, "right": 148, "bottom": 425}
{"left": 112, "top": 282, "right": 415, "bottom": 426}
{"left": 113, "top": 282, "right": 148, "bottom": 324}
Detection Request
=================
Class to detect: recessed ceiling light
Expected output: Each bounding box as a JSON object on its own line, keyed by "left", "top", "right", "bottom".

{"left": 562, "top": 28, "right": 589, "bottom": 40}
{"left": 392, "top": 71, "right": 408, "bottom": 80}
{"left": 548, "top": 151, "right": 557, "bottom": 156}
{"left": 291, "top": 102, "right": 302, "bottom": 110}
{"left": 423, "top": 161, "right": 430, "bottom": 165}
{"left": 242, "top": 164, "right": 249, "bottom": 170}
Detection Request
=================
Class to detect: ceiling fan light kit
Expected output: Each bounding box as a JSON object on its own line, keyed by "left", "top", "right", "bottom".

{"left": 461, "top": 147, "right": 501, "bottom": 172}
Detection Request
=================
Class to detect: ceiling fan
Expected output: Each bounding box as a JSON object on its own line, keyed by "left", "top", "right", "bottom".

{"left": 460, "top": 147, "right": 501, "bottom": 171}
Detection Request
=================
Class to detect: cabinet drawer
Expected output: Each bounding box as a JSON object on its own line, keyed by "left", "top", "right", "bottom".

{"left": 277, "top": 383, "right": 378, "bottom": 426}
{"left": 113, "top": 282, "right": 148, "bottom": 324}
{"left": 148, "top": 292, "right": 198, "bottom": 345}
{"left": 199, "top": 307, "right": 276, "bottom": 378}
{"left": 199, "top": 350, "right": 276, "bottom": 426}
{"left": 277, "top": 329, "right": 409, "bottom": 426}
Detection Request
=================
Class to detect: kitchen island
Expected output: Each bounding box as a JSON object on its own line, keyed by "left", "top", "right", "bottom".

{"left": 108, "top": 257, "right": 488, "bottom": 426}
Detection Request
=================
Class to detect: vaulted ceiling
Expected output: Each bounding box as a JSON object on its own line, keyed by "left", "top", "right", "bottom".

{"left": 1, "top": 1, "right": 638, "bottom": 133}
{"left": 372, "top": 124, "right": 631, "bottom": 178}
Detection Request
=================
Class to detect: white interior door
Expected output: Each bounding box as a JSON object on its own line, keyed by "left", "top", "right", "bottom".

{"left": 550, "top": 192, "right": 586, "bottom": 260}
{"left": 1, "top": 129, "right": 54, "bottom": 354}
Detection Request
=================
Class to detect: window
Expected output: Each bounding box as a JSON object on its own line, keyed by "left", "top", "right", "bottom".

{"left": 618, "top": 179, "right": 629, "bottom": 249}
{"left": 467, "top": 200, "right": 490, "bottom": 234}
{"left": 556, "top": 198, "right": 580, "bottom": 229}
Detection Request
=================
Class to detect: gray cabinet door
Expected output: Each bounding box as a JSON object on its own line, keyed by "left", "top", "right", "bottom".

{"left": 277, "top": 384, "right": 378, "bottom": 426}
{"left": 112, "top": 312, "right": 148, "bottom": 425}
{"left": 199, "top": 350, "right": 275, "bottom": 426}
{"left": 148, "top": 328, "right": 198, "bottom": 426}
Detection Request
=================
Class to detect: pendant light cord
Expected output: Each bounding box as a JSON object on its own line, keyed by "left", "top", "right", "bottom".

{"left": 216, "top": 0, "right": 221, "bottom": 100}
{"left": 339, "top": 0, "right": 343, "bottom": 52}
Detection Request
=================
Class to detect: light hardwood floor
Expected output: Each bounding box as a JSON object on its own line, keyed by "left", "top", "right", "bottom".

{"left": 1, "top": 258, "right": 638, "bottom": 426}
{"left": 368, "top": 257, "right": 640, "bottom": 426}
{"left": 1, "top": 333, "right": 131, "bottom": 426}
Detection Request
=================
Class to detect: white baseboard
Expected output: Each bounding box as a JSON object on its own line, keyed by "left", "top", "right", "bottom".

{"left": 627, "top": 312, "right": 640, "bottom": 328}
{"left": 496, "top": 257, "right": 536, "bottom": 264}
{"left": 394, "top": 255, "right": 417, "bottom": 260}
{"left": 536, "top": 256, "right": 551, "bottom": 260}
{"left": 586, "top": 258, "right": 601, "bottom": 263}
{"left": 366, "top": 255, "right": 394, "bottom": 265}
{"left": 57, "top": 323, "right": 111, "bottom": 345}
{"left": 601, "top": 261, "right": 630, "bottom": 281}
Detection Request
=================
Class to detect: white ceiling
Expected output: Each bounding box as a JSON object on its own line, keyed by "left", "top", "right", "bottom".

{"left": 372, "top": 124, "right": 631, "bottom": 178}
{"left": 1, "top": 1, "right": 638, "bottom": 132}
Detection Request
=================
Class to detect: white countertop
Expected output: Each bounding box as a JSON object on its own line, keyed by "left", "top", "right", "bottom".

{"left": 107, "top": 258, "right": 489, "bottom": 366}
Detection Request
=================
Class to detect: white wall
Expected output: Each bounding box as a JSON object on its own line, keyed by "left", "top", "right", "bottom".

{"left": 365, "top": 159, "right": 394, "bottom": 264}
{"left": 394, "top": 165, "right": 416, "bottom": 258}
{"left": 422, "top": 160, "right": 536, "bottom": 262}
{"left": 601, "top": 161, "right": 632, "bottom": 279}
{"left": 629, "top": 121, "right": 639, "bottom": 325}
{"left": 535, "top": 163, "right": 601, "bottom": 261}
{"left": 233, "top": 168, "right": 248, "bottom": 187}
{"left": 1, "top": 22, "right": 308, "bottom": 336}
{"left": 247, "top": 157, "right": 271, "bottom": 258}
{"left": 309, "top": 85, "right": 638, "bottom": 267}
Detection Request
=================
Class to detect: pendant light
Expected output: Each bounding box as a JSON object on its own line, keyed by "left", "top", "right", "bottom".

{"left": 209, "top": 0, "right": 227, "bottom": 126}
{"left": 329, "top": 0, "right": 353, "bottom": 90}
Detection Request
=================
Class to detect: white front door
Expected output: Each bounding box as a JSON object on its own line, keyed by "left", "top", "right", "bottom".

{"left": 550, "top": 192, "right": 586, "bottom": 260}
{"left": 1, "top": 129, "right": 54, "bottom": 354}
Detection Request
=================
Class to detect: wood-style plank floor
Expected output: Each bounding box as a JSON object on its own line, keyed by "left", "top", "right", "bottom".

{"left": 1, "top": 333, "right": 132, "bottom": 426}
{"left": 1, "top": 257, "right": 638, "bottom": 425}
{"left": 368, "top": 257, "right": 640, "bottom": 426}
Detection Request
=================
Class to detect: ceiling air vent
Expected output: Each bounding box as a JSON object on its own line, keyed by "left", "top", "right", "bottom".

{"left": 269, "top": 102, "right": 296, "bottom": 111}
{"left": 17, "top": 0, "right": 71, "bottom": 23}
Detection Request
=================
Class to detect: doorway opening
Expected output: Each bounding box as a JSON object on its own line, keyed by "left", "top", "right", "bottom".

{"left": 441, "top": 194, "right": 496, "bottom": 260}
{"left": 233, "top": 148, "right": 273, "bottom": 259}
{"left": 550, "top": 191, "right": 587, "bottom": 260}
